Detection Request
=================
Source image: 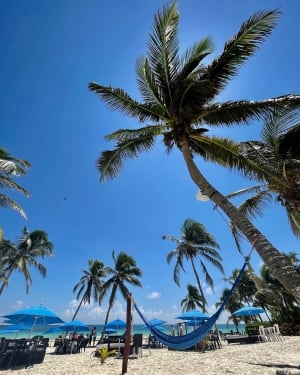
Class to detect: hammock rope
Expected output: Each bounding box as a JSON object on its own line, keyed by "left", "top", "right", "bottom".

{"left": 133, "top": 262, "right": 247, "bottom": 350}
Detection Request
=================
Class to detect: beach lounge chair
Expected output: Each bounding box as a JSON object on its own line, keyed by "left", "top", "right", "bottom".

{"left": 273, "top": 324, "right": 283, "bottom": 341}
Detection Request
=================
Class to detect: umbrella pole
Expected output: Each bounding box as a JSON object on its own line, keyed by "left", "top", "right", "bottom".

{"left": 122, "top": 294, "right": 132, "bottom": 375}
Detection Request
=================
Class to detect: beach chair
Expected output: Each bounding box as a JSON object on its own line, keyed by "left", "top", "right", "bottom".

{"left": 273, "top": 324, "right": 283, "bottom": 341}
{"left": 258, "top": 326, "right": 268, "bottom": 342}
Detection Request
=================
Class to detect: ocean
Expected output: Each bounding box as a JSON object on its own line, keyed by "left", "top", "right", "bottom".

{"left": 0, "top": 323, "right": 245, "bottom": 341}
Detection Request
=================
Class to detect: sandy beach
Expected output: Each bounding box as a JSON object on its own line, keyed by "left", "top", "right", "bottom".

{"left": 1, "top": 336, "right": 299, "bottom": 375}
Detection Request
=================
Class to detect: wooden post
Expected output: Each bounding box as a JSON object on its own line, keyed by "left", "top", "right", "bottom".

{"left": 122, "top": 294, "right": 132, "bottom": 375}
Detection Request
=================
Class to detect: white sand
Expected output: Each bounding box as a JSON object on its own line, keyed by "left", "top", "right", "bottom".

{"left": 1, "top": 336, "right": 300, "bottom": 375}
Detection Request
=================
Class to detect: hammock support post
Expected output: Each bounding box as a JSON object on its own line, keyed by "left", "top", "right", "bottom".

{"left": 122, "top": 294, "right": 132, "bottom": 375}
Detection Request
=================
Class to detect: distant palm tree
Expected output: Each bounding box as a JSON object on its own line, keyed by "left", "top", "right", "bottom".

{"left": 89, "top": 2, "right": 300, "bottom": 300}
{"left": 227, "top": 110, "right": 300, "bottom": 236}
{"left": 99, "top": 251, "right": 142, "bottom": 340}
{"left": 0, "top": 227, "right": 54, "bottom": 295}
{"left": 0, "top": 148, "right": 30, "bottom": 219}
{"left": 163, "top": 219, "right": 224, "bottom": 312}
{"left": 181, "top": 284, "right": 203, "bottom": 312}
{"left": 223, "top": 268, "right": 257, "bottom": 306}
{"left": 216, "top": 287, "right": 242, "bottom": 332}
{"left": 72, "top": 259, "right": 108, "bottom": 321}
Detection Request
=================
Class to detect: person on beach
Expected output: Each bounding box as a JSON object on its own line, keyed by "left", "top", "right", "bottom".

{"left": 179, "top": 324, "right": 184, "bottom": 336}
{"left": 92, "top": 326, "right": 97, "bottom": 347}
{"left": 170, "top": 325, "right": 175, "bottom": 336}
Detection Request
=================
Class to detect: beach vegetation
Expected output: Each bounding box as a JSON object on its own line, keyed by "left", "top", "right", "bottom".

{"left": 72, "top": 259, "right": 108, "bottom": 321}
{"left": 89, "top": 2, "right": 300, "bottom": 299}
{"left": 0, "top": 227, "right": 54, "bottom": 295}
{"left": 227, "top": 110, "right": 300, "bottom": 237}
{"left": 96, "top": 346, "right": 118, "bottom": 364}
{"left": 163, "top": 219, "right": 224, "bottom": 312}
{"left": 0, "top": 147, "right": 30, "bottom": 220}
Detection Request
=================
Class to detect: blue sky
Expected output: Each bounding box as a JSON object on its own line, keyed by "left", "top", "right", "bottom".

{"left": 1, "top": 0, "right": 299, "bottom": 325}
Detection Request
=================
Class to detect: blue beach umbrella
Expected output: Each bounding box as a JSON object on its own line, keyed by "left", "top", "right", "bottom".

{"left": 233, "top": 306, "right": 265, "bottom": 317}
{"left": 102, "top": 328, "right": 117, "bottom": 334}
{"left": 43, "top": 326, "right": 63, "bottom": 334}
{"left": 105, "top": 319, "right": 126, "bottom": 330}
{"left": 59, "top": 320, "right": 90, "bottom": 332}
{"left": 3, "top": 305, "right": 64, "bottom": 332}
{"left": 0, "top": 323, "right": 30, "bottom": 334}
{"left": 143, "top": 318, "right": 166, "bottom": 328}
{"left": 175, "top": 310, "right": 210, "bottom": 321}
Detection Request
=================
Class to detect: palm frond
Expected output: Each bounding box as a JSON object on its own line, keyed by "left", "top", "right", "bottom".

{"left": 190, "top": 135, "right": 286, "bottom": 186}
{"left": 178, "top": 38, "right": 214, "bottom": 80}
{"left": 136, "top": 57, "right": 168, "bottom": 115}
{"left": 97, "top": 134, "right": 155, "bottom": 181}
{"left": 237, "top": 191, "right": 274, "bottom": 219}
{"left": 198, "top": 96, "right": 300, "bottom": 126}
{"left": 88, "top": 83, "right": 160, "bottom": 122}
{"left": 0, "top": 194, "right": 27, "bottom": 219}
{"left": 105, "top": 124, "right": 167, "bottom": 141}
{"left": 147, "top": 2, "right": 180, "bottom": 105}
{"left": 204, "top": 9, "right": 281, "bottom": 94}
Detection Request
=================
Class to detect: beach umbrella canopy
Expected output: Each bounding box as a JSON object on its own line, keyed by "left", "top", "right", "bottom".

{"left": 143, "top": 318, "right": 166, "bottom": 328}
{"left": 102, "top": 328, "right": 117, "bottom": 334}
{"left": 0, "top": 323, "right": 30, "bottom": 334}
{"left": 233, "top": 306, "right": 265, "bottom": 317}
{"left": 175, "top": 310, "right": 210, "bottom": 321}
{"left": 59, "top": 320, "right": 90, "bottom": 332}
{"left": 43, "top": 326, "right": 63, "bottom": 334}
{"left": 2, "top": 305, "right": 64, "bottom": 330}
{"left": 105, "top": 319, "right": 126, "bottom": 329}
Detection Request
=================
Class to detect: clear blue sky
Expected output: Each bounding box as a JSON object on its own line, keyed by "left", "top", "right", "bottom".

{"left": 1, "top": 0, "right": 299, "bottom": 325}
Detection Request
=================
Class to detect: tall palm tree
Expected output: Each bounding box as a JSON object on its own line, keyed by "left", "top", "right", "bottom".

{"left": 163, "top": 219, "right": 224, "bottom": 312}
{"left": 0, "top": 227, "right": 54, "bottom": 295}
{"left": 181, "top": 284, "right": 203, "bottom": 312}
{"left": 89, "top": 3, "right": 300, "bottom": 299}
{"left": 0, "top": 148, "right": 31, "bottom": 219}
{"left": 99, "top": 251, "right": 142, "bottom": 340}
{"left": 227, "top": 110, "right": 300, "bottom": 236}
{"left": 72, "top": 259, "right": 108, "bottom": 321}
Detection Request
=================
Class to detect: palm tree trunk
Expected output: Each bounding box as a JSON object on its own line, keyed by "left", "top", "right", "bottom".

{"left": 0, "top": 268, "right": 13, "bottom": 295}
{"left": 71, "top": 295, "right": 86, "bottom": 321}
{"left": 181, "top": 140, "right": 300, "bottom": 301}
{"left": 190, "top": 258, "right": 207, "bottom": 313}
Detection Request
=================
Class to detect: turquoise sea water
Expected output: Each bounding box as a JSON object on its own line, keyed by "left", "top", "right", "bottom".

{"left": 0, "top": 323, "right": 245, "bottom": 341}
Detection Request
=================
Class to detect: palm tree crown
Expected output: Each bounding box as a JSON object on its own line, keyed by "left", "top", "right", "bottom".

{"left": 181, "top": 284, "right": 203, "bottom": 312}
{"left": 163, "top": 219, "right": 224, "bottom": 312}
{"left": 99, "top": 251, "right": 142, "bottom": 338}
{"left": 227, "top": 110, "right": 300, "bottom": 236}
{"left": 89, "top": 2, "right": 300, "bottom": 299}
{"left": 72, "top": 259, "right": 108, "bottom": 321}
{"left": 0, "top": 227, "right": 54, "bottom": 295}
{"left": 0, "top": 148, "right": 31, "bottom": 219}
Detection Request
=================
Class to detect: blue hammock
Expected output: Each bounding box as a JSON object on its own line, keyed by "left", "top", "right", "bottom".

{"left": 134, "top": 262, "right": 247, "bottom": 350}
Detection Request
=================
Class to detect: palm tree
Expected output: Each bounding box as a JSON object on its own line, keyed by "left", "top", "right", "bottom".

{"left": 254, "top": 252, "right": 300, "bottom": 323}
{"left": 223, "top": 268, "right": 257, "bottom": 306}
{"left": 215, "top": 287, "right": 242, "bottom": 332}
{"left": 0, "top": 148, "right": 31, "bottom": 219}
{"left": 99, "top": 251, "right": 142, "bottom": 340}
{"left": 227, "top": 110, "right": 300, "bottom": 236}
{"left": 163, "top": 219, "right": 224, "bottom": 312}
{"left": 181, "top": 284, "right": 203, "bottom": 312}
{"left": 72, "top": 259, "right": 108, "bottom": 321}
{"left": 88, "top": 3, "right": 300, "bottom": 299}
{"left": 0, "top": 227, "right": 54, "bottom": 295}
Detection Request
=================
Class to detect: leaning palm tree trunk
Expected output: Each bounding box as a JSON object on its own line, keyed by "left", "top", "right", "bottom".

{"left": 181, "top": 139, "right": 300, "bottom": 301}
